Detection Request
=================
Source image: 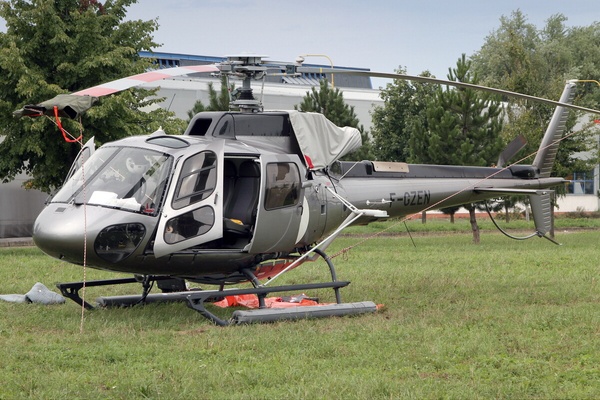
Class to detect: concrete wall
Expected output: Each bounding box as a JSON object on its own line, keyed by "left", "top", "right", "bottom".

{"left": 0, "top": 173, "right": 47, "bottom": 238}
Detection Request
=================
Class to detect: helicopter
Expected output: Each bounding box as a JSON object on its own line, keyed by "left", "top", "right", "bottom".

{"left": 15, "top": 55, "right": 600, "bottom": 325}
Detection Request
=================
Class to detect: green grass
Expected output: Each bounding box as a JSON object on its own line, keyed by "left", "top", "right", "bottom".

{"left": 1, "top": 226, "right": 600, "bottom": 399}
{"left": 344, "top": 214, "right": 600, "bottom": 236}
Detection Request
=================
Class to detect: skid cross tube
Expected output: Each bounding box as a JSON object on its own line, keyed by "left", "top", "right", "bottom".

{"left": 185, "top": 281, "right": 351, "bottom": 326}
{"left": 56, "top": 276, "right": 174, "bottom": 309}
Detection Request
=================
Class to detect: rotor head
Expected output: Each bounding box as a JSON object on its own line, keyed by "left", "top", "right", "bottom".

{"left": 217, "top": 55, "right": 270, "bottom": 113}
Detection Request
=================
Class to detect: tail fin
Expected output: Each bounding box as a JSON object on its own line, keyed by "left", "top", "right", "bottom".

{"left": 532, "top": 81, "right": 577, "bottom": 178}
{"left": 476, "top": 188, "right": 559, "bottom": 244}
{"left": 529, "top": 190, "right": 553, "bottom": 235}
{"left": 529, "top": 190, "right": 561, "bottom": 245}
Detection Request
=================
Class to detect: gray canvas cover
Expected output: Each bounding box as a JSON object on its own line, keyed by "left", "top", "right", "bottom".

{"left": 0, "top": 282, "right": 65, "bottom": 304}
{"left": 288, "top": 111, "right": 362, "bottom": 170}
{"left": 14, "top": 94, "right": 99, "bottom": 119}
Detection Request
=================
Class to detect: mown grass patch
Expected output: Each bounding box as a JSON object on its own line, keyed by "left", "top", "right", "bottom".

{"left": 343, "top": 215, "right": 600, "bottom": 237}
{"left": 1, "top": 228, "right": 599, "bottom": 399}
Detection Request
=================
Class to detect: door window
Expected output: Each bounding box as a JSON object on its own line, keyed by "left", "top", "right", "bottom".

{"left": 163, "top": 206, "right": 215, "bottom": 244}
{"left": 172, "top": 151, "right": 217, "bottom": 210}
{"left": 264, "top": 162, "right": 300, "bottom": 210}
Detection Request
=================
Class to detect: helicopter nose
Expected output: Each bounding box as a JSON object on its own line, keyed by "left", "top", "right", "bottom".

{"left": 33, "top": 204, "right": 86, "bottom": 263}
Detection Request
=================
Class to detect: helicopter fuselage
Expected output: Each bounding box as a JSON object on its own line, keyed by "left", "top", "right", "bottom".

{"left": 33, "top": 111, "right": 563, "bottom": 285}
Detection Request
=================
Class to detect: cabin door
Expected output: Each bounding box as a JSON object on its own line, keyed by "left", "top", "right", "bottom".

{"left": 153, "top": 140, "right": 224, "bottom": 257}
{"left": 248, "top": 154, "right": 306, "bottom": 253}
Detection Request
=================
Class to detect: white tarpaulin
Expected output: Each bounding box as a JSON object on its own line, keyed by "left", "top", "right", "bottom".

{"left": 288, "top": 111, "right": 362, "bottom": 170}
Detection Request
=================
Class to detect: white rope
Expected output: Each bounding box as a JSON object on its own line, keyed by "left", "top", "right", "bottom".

{"left": 77, "top": 127, "right": 88, "bottom": 334}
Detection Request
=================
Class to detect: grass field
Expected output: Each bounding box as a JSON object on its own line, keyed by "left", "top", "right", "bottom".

{"left": 1, "top": 220, "right": 600, "bottom": 399}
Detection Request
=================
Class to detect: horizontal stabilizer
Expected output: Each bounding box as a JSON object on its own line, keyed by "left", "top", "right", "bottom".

{"left": 474, "top": 188, "right": 552, "bottom": 196}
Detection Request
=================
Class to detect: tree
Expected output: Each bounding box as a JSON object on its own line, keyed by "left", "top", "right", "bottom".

{"left": 187, "top": 75, "right": 234, "bottom": 120}
{"left": 295, "top": 79, "right": 373, "bottom": 160}
{"left": 470, "top": 10, "right": 600, "bottom": 182}
{"left": 0, "top": 0, "right": 184, "bottom": 192}
{"left": 440, "top": 206, "right": 461, "bottom": 224}
{"left": 371, "top": 68, "right": 437, "bottom": 162}
{"left": 186, "top": 99, "right": 206, "bottom": 120}
{"left": 411, "top": 55, "right": 505, "bottom": 243}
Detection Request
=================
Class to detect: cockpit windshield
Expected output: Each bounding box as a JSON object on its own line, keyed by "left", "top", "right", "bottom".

{"left": 52, "top": 147, "right": 172, "bottom": 215}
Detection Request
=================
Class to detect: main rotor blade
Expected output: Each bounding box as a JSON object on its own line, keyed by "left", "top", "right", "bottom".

{"left": 74, "top": 64, "right": 220, "bottom": 97}
{"left": 298, "top": 67, "right": 600, "bottom": 116}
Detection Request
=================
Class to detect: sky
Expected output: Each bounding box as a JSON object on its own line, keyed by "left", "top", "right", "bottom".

{"left": 119, "top": 0, "right": 600, "bottom": 87}
{"left": 0, "top": 1, "right": 598, "bottom": 87}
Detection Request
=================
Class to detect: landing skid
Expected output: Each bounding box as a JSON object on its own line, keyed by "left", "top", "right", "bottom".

{"left": 56, "top": 250, "right": 377, "bottom": 326}
{"left": 56, "top": 275, "right": 178, "bottom": 310}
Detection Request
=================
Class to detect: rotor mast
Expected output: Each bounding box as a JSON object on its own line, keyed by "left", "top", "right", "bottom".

{"left": 218, "top": 55, "right": 268, "bottom": 113}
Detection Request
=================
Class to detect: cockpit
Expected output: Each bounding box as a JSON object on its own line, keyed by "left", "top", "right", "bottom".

{"left": 51, "top": 146, "right": 172, "bottom": 216}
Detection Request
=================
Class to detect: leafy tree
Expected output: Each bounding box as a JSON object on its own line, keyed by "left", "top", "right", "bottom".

{"left": 295, "top": 79, "right": 373, "bottom": 160}
{"left": 370, "top": 68, "right": 437, "bottom": 162}
{"left": 440, "top": 205, "right": 461, "bottom": 224}
{"left": 471, "top": 10, "right": 600, "bottom": 182}
{"left": 0, "top": 0, "right": 184, "bottom": 192}
{"left": 187, "top": 75, "right": 234, "bottom": 120}
{"left": 370, "top": 67, "right": 414, "bottom": 162}
{"left": 411, "top": 55, "right": 505, "bottom": 243}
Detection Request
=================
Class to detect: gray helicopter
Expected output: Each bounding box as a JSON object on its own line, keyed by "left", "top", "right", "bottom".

{"left": 15, "top": 55, "right": 599, "bottom": 325}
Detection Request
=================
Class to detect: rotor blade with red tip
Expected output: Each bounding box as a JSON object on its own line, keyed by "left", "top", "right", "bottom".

{"left": 73, "top": 64, "right": 220, "bottom": 97}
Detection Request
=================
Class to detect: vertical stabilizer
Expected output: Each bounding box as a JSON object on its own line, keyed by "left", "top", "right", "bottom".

{"left": 529, "top": 190, "right": 560, "bottom": 245}
{"left": 529, "top": 191, "right": 553, "bottom": 237}
{"left": 532, "top": 82, "right": 577, "bottom": 178}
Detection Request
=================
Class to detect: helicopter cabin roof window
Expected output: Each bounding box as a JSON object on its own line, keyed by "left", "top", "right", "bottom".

{"left": 187, "top": 114, "right": 235, "bottom": 137}
{"left": 172, "top": 151, "right": 217, "bottom": 210}
{"left": 264, "top": 162, "right": 300, "bottom": 210}
{"left": 146, "top": 136, "right": 189, "bottom": 149}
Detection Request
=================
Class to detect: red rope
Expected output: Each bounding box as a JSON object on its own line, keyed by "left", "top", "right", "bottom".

{"left": 53, "top": 106, "right": 82, "bottom": 143}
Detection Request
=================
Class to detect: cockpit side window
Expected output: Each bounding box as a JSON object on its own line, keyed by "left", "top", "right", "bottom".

{"left": 172, "top": 151, "right": 217, "bottom": 210}
{"left": 264, "top": 162, "right": 300, "bottom": 210}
